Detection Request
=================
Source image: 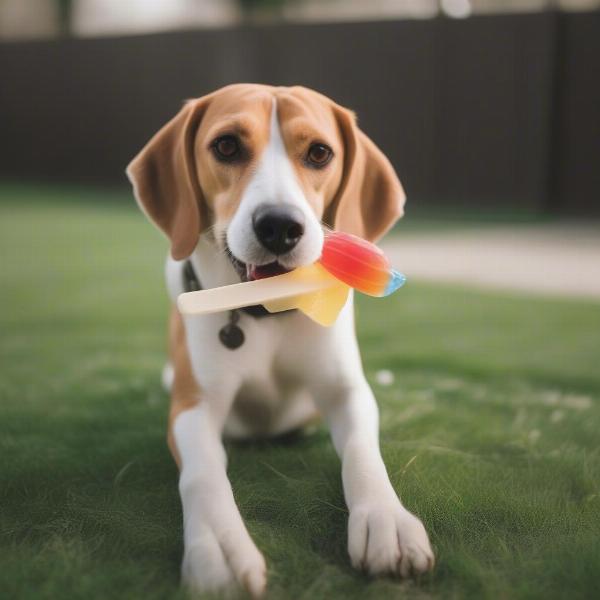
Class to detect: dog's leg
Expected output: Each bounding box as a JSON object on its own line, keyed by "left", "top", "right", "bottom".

{"left": 168, "top": 309, "right": 266, "bottom": 598}
{"left": 174, "top": 405, "right": 267, "bottom": 597}
{"left": 322, "top": 378, "right": 434, "bottom": 577}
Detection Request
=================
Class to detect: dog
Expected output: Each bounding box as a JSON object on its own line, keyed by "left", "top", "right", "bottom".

{"left": 126, "top": 84, "right": 434, "bottom": 597}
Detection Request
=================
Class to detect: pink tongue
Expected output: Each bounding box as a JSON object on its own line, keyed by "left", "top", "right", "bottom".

{"left": 249, "top": 262, "right": 291, "bottom": 280}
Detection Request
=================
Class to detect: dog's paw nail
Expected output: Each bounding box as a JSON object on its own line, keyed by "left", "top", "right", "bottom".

{"left": 349, "top": 503, "right": 435, "bottom": 579}
{"left": 243, "top": 568, "right": 267, "bottom": 598}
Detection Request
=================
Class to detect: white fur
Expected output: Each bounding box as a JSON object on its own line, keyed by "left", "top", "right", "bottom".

{"left": 167, "top": 102, "right": 433, "bottom": 596}
{"left": 226, "top": 99, "right": 324, "bottom": 270}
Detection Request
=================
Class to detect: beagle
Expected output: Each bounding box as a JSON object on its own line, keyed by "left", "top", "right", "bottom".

{"left": 127, "top": 84, "right": 434, "bottom": 597}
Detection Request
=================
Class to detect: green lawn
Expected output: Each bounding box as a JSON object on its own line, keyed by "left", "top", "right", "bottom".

{"left": 1, "top": 184, "right": 599, "bottom": 599}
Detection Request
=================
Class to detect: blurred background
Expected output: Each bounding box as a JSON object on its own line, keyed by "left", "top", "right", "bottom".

{"left": 1, "top": 0, "right": 599, "bottom": 217}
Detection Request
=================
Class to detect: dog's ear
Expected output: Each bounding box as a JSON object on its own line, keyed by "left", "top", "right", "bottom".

{"left": 326, "top": 104, "right": 405, "bottom": 242}
{"left": 126, "top": 97, "right": 212, "bottom": 260}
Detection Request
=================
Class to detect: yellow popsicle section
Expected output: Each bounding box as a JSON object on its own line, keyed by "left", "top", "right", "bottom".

{"left": 263, "top": 266, "right": 349, "bottom": 326}
{"left": 177, "top": 263, "right": 349, "bottom": 325}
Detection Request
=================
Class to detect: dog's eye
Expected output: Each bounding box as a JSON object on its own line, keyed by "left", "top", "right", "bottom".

{"left": 306, "top": 143, "right": 333, "bottom": 168}
{"left": 212, "top": 135, "right": 241, "bottom": 162}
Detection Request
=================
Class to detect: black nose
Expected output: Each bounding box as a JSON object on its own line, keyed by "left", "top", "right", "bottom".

{"left": 252, "top": 204, "right": 305, "bottom": 255}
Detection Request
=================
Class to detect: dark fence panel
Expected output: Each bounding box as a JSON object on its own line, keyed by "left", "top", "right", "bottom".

{"left": 552, "top": 12, "right": 600, "bottom": 215}
{"left": 432, "top": 15, "right": 556, "bottom": 210}
{"left": 0, "top": 29, "right": 252, "bottom": 187}
{"left": 0, "top": 13, "right": 598, "bottom": 214}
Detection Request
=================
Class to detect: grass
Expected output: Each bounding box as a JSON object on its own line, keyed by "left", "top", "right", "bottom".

{"left": 1, "top": 183, "right": 599, "bottom": 599}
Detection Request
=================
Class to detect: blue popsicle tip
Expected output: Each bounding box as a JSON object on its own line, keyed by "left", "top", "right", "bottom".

{"left": 383, "top": 270, "right": 406, "bottom": 296}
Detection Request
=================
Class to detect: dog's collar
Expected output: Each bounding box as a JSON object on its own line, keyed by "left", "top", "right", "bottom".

{"left": 182, "top": 260, "right": 286, "bottom": 319}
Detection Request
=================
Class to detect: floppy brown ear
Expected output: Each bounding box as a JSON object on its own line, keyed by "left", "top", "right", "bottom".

{"left": 326, "top": 105, "right": 406, "bottom": 242}
{"left": 126, "top": 97, "right": 211, "bottom": 260}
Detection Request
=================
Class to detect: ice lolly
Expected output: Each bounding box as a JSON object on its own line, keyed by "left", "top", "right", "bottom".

{"left": 319, "top": 231, "right": 405, "bottom": 297}
{"left": 177, "top": 231, "right": 406, "bottom": 326}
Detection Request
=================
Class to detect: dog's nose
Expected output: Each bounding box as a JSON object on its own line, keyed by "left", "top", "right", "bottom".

{"left": 252, "top": 204, "right": 305, "bottom": 255}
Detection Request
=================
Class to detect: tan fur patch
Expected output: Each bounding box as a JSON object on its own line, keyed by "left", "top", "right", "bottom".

{"left": 167, "top": 307, "right": 200, "bottom": 468}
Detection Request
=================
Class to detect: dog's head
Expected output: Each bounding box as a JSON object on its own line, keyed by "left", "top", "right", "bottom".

{"left": 127, "top": 84, "right": 405, "bottom": 280}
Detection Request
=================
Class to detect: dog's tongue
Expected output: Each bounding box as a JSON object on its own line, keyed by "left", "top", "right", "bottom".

{"left": 247, "top": 262, "right": 291, "bottom": 281}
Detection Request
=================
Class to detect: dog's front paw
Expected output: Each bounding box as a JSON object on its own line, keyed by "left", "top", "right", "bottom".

{"left": 182, "top": 525, "right": 267, "bottom": 598}
{"left": 348, "top": 500, "right": 434, "bottom": 578}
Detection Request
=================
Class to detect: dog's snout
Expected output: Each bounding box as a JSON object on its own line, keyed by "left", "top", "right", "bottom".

{"left": 252, "top": 204, "right": 305, "bottom": 255}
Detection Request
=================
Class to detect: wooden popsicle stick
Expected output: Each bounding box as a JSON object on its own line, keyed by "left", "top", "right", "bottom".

{"left": 177, "top": 264, "right": 336, "bottom": 316}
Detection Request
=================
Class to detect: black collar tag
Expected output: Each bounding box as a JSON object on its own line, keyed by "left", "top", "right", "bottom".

{"left": 219, "top": 311, "right": 245, "bottom": 350}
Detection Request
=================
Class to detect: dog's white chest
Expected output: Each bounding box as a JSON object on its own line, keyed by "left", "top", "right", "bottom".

{"left": 184, "top": 309, "right": 322, "bottom": 438}
{"left": 168, "top": 253, "right": 357, "bottom": 439}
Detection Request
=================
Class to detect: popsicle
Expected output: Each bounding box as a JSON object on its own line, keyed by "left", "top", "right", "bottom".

{"left": 177, "top": 231, "right": 406, "bottom": 326}
{"left": 319, "top": 231, "right": 406, "bottom": 297}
